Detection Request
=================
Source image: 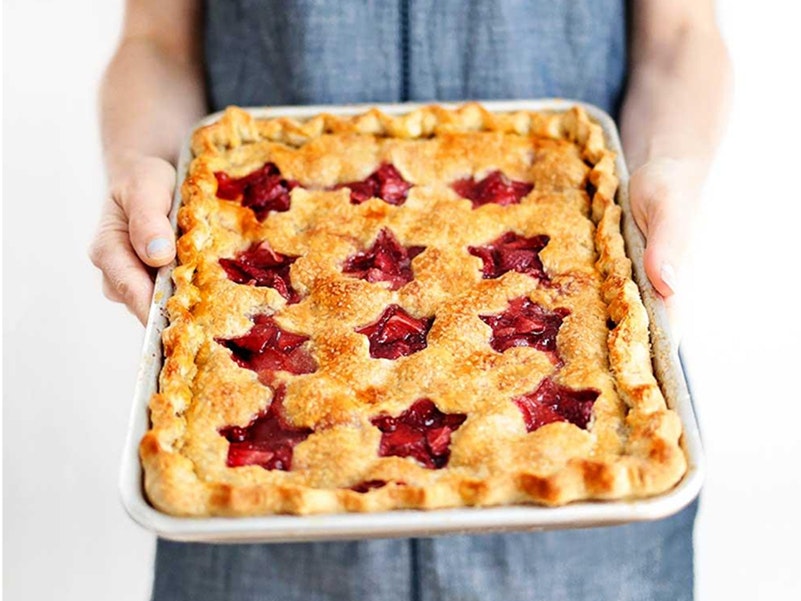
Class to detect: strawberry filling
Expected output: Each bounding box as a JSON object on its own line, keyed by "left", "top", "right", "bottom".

{"left": 219, "top": 386, "right": 311, "bottom": 471}
{"left": 342, "top": 228, "right": 425, "bottom": 290}
{"left": 337, "top": 163, "right": 412, "bottom": 205}
{"left": 480, "top": 297, "right": 569, "bottom": 364}
{"left": 452, "top": 170, "right": 533, "bottom": 208}
{"left": 468, "top": 232, "right": 550, "bottom": 280}
{"left": 355, "top": 305, "right": 433, "bottom": 360}
{"left": 371, "top": 399, "right": 467, "bottom": 469}
{"left": 216, "top": 314, "right": 317, "bottom": 385}
{"left": 514, "top": 378, "right": 599, "bottom": 432}
{"left": 349, "top": 479, "right": 389, "bottom": 493}
{"left": 349, "top": 479, "right": 412, "bottom": 493}
{"left": 219, "top": 242, "right": 300, "bottom": 303}
{"left": 214, "top": 163, "right": 299, "bottom": 221}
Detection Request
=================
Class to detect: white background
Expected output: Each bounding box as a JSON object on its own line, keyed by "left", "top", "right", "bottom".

{"left": 3, "top": 1, "right": 800, "bottom": 600}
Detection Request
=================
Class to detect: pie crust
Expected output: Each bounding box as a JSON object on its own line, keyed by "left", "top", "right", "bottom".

{"left": 140, "top": 104, "right": 687, "bottom": 516}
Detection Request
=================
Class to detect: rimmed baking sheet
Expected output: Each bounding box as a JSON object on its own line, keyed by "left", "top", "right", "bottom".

{"left": 119, "top": 99, "right": 704, "bottom": 543}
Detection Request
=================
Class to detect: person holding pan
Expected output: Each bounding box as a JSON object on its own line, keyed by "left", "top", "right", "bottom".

{"left": 89, "top": 1, "right": 731, "bottom": 599}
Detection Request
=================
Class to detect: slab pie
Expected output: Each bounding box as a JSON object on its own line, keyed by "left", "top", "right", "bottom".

{"left": 140, "top": 104, "right": 686, "bottom": 516}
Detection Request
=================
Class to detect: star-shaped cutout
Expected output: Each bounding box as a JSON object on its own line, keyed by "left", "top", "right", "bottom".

{"left": 219, "top": 241, "right": 300, "bottom": 303}
{"left": 336, "top": 163, "right": 412, "bottom": 205}
{"left": 355, "top": 305, "right": 433, "bottom": 360}
{"left": 513, "top": 378, "right": 599, "bottom": 432}
{"left": 219, "top": 385, "right": 311, "bottom": 471}
{"left": 371, "top": 399, "right": 467, "bottom": 469}
{"left": 342, "top": 228, "right": 425, "bottom": 290}
{"left": 452, "top": 170, "right": 533, "bottom": 208}
{"left": 468, "top": 231, "right": 550, "bottom": 280}
{"left": 215, "top": 162, "right": 299, "bottom": 220}
{"left": 480, "top": 297, "right": 569, "bottom": 365}
{"left": 216, "top": 314, "right": 317, "bottom": 385}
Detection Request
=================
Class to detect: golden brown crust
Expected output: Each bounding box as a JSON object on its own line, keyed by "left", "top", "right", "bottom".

{"left": 141, "top": 103, "right": 686, "bottom": 516}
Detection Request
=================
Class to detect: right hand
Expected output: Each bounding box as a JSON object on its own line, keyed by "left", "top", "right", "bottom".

{"left": 89, "top": 154, "right": 177, "bottom": 325}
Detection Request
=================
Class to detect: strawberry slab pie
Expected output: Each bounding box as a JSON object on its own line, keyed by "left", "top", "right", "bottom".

{"left": 141, "top": 104, "right": 687, "bottom": 517}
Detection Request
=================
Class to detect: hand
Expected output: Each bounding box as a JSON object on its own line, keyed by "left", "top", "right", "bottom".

{"left": 89, "top": 155, "right": 177, "bottom": 324}
{"left": 628, "top": 157, "right": 707, "bottom": 335}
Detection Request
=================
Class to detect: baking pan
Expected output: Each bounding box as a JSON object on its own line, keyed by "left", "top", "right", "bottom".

{"left": 119, "top": 99, "right": 704, "bottom": 543}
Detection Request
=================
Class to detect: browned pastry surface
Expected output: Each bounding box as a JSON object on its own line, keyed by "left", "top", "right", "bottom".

{"left": 141, "top": 104, "right": 686, "bottom": 516}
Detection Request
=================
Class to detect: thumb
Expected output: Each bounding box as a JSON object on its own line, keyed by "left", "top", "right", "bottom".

{"left": 629, "top": 159, "right": 700, "bottom": 300}
{"left": 629, "top": 158, "right": 705, "bottom": 343}
{"left": 642, "top": 204, "right": 692, "bottom": 343}
{"left": 641, "top": 203, "right": 686, "bottom": 299}
{"left": 120, "top": 158, "right": 178, "bottom": 268}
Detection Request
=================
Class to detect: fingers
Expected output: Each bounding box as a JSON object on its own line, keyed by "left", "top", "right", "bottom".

{"left": 90, "top": 223, "right": 156, "bottom": 326}
{"left": 90, "top": 156, "right": 178, "bottom": 324}
{"left": 119, "top": 157, "right": 177, "bottom": 268}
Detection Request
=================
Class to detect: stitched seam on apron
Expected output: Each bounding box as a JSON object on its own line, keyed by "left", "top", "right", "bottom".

{"left": 410, "top": 538, "right": 421, "bottom": 601}
{"left": 400, "top": 0, "right": 410, "bottom": 101}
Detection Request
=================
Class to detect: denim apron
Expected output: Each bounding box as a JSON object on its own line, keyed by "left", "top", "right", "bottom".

{"left": 152, "top": 2, "right": 698, "bottom": 599}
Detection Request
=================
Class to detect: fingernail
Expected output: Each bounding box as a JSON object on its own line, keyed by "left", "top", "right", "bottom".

{"left": 146, "top": 237, "right": 173, "bottom": 258}
{"left": 660, "top": 263, "right": 678, "bottom": 295}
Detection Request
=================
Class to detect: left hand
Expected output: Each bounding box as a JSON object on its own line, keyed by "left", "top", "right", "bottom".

{"left": 628, "top": 156, "right": 708, "bottom": 334}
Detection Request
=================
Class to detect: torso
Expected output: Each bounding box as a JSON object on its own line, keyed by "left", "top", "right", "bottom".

{"left": 204, "top": 0, "right": 627, "bottom": 117}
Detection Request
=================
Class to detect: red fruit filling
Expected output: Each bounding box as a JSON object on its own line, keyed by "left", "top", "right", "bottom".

{"left": 214, "top": 163, "right": 299, "bottom": 221}
{"left": 349, "top": 479, "right": 388, "bottom": 493}
{"left": 355, "top": 305, "right": 433, "bottom": 360}
{"left": 514, "top": 378, "right": 599, "bottom": 432}
{"left": 371, "top": 399, "right": 467, "bottom": 469}
{"left": 216, "top": 314, "right": 317, "bottom": 385}
{"left": 452, "top": 170, "right": 533, "bottom": 208}
{"left": 348, "top": 479, "right": 407, "bottom": 493}
{"left": 480, "top": 297, "right": 569, "bottom": 364}
{"left": 219, "top": 242, "right": 300, "bottom": 304}
{"left": 219, "top": 386, "right": 311, "bottom": 471}
{"left": 337, "top": 163, "right": 412, "bottom": 205}
{"left": 342, "top": 228, "right": 425, "bottom": 290}
{"left": 468, "top": 232, "right": 550, "bottom": 280}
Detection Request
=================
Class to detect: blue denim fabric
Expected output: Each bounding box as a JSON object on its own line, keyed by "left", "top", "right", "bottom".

{"left": 204, "top": 0, "right": 627, "bottom": 116}
{"left": 153, "top": 500, "right": 698, "bottom": 601}
{"left": 152, "top": 2, "right": 698, "bottom": 599}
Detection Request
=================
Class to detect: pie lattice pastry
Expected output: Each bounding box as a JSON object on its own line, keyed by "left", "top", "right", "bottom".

{"left": 141, "top": 104, "right": 687, "bottom": 516}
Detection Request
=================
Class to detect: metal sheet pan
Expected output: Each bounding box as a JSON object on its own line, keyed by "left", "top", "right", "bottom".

{"left": 119, "top": 99, "right": 704, "bottom": 543}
